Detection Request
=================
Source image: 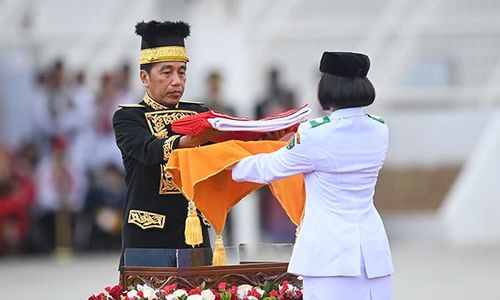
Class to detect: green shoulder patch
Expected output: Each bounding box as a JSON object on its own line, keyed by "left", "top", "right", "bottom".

{"left": 119, "top": 104, "right": 146, "bottom": 108}
{"left": 308, "top": 116, "right": 331, "bottom": 128}
{"left": 367, "top": 114, "right": 385, "bottom": 124}
{"left": 285, "top": 132, "right": 301, "bottom": 150}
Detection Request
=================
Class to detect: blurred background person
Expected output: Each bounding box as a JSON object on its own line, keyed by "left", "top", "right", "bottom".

{"left": 33, "top": 137, "right": 84, "bottom": 253}
{"left": 115, "top": 63, "right": 137, "bottom": 105}
{"left": 33, "top": 60, "right": 75, "bottom": 151}
{"left": 0, "top": 144, "right": 35, "bottom": 255}
{"left": 203, "top": 70, "right": 237, "bottom": 116}
{"left": 87, "top": 72, "right": 123, "bottom": 171}
{"left": 254, "top": 67, "right": 297, "bottom": 119}
{"left": 253, "top": 67, "right": 299, "bottom": 242}
{"left": 83, "top": 164, "right": 125, "bottom": 251}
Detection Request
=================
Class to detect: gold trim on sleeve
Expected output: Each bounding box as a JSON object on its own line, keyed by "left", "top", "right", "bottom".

{"left": 163, "top": 135, "right": 179, "bottom": 161}
{"left": 144, "top": 109, "right": 198, "bottom": 195}
{"left": 127, "top": 209, "right": 166, "bottom": 229}
{"left": 140, "top": 46, "right": 189, "bottom": 65}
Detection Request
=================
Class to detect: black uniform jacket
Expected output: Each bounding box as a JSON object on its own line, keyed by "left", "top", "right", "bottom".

{"left": 113, "top": 95, "right": 211, "bottom": 265}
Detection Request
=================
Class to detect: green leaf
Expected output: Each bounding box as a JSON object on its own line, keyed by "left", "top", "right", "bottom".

{"left": 262, "top": 281, "right": 278, "bottom": 294}
{"left": 263, "top": 281, "right": 272, "bottom": 293}
{"left": 200, "top": 281, "right": 206, "bottom": 290}
{"left": 220, "top": 290, "right": 232, "bottom": 300}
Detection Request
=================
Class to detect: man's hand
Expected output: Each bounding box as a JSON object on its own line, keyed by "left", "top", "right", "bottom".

{"left": 178, "top": 128, "right": 226, "bottom": 148}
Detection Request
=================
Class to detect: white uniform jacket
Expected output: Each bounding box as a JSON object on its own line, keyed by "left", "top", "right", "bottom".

{"left": 232, "top": 107, "right": 394, "bottom": 278}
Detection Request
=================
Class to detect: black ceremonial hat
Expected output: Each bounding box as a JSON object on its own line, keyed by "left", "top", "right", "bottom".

{"left": 135, "top": 20, "right": 190, "bottom": 65}
{"left": 319, "top": 52, "right": 370, "bottom": 78}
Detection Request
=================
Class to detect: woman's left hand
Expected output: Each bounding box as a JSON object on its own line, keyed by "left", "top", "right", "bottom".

{"left": 260, "top": 128, "right": 293, "bottom": 141}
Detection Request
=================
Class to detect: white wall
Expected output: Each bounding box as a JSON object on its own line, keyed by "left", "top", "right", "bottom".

{"left": 440, "top": 109, "right": 500, "bottom": 245}
{"left": 375, "top": 107, "right": 495, "bottom": 168}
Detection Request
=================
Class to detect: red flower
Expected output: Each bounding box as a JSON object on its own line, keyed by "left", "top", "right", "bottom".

{"left": 189, "top": 287, "right": 203, "bottom": 295}
{"left": 105, "top": 285, "right": 123, "bottom": 299}
{"left": 280, "top": 281, "right": 289, "bottom": 294}
{"left": 248, "top": 288, "right": 261, "bottom": 298}
{"left": 218, "top": 282, "right": 227, "bottom": 291}
{"left": 230, "top": 285, "right": 238, "bottom": 293}
{"left": 137, "top": 290, "right": 144, "bottom": 298}
{"left": 88, "top": 296, "right": 98, "bottom": 300}
{"left": 162, "top": 283, "right": 177, "bottom": 294}
{"left": 270, "top": 290, "right": 279, "bottom": 297}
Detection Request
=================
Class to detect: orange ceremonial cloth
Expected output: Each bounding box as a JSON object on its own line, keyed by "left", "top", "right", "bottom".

{"left": 166, "top": 140, "right": 305, "bottom": 235}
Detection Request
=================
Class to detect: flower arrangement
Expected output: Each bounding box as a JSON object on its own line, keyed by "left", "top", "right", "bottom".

{"left": 89, "top": 281, "right": 302, "bottom": 300}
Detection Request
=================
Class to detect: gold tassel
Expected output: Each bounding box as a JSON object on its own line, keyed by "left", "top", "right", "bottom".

{"left": 185, "top": 201, "right": 203, "bottom": 246}
{"left": 212, "top": 235, "right": 227, "bottom": 266}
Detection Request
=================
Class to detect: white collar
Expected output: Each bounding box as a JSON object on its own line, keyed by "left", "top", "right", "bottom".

{"left": 329, "top": 107, "right": 365, "bottom": 119}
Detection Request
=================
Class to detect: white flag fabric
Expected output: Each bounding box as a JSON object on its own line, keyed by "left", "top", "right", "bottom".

{"left": 207, "top": 105, "right": 312, "bottom": 132}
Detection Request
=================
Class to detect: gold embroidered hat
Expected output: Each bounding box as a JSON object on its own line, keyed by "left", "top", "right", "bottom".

{"left": 135, "top": 20, "right": 190, "bottom": 65}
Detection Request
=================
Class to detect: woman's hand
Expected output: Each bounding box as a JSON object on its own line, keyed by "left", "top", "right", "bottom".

{"left": 260, "top": 128, "right": 293, "bottom": 141}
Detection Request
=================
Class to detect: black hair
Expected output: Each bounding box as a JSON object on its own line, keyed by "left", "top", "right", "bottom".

{"left": 140, "top": 63, "right": 153, "bottom": 74}
{"left": 317, "top": 73, "right": 375, "bottom": 110}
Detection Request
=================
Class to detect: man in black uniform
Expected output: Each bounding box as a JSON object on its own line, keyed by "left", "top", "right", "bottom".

{"left": 113, "top": 20, "right": 216, "bottom": 266}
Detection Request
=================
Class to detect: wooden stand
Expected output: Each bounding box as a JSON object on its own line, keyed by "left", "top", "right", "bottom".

{"left": 120, "top": 263, "right": 299, "bottom": 290}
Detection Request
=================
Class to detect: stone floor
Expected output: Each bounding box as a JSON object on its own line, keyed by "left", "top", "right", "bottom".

{"left": 1, "top": 240, "right": 499, "bottom": 300}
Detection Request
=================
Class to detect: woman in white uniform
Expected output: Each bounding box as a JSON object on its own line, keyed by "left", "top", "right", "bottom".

{"left": 231, "top": 52, "right": 394, "bottom": 300}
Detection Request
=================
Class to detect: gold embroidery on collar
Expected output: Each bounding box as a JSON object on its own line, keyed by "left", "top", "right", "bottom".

{"left": 144, "top": 110, "right": 198, "bottom": 194}
{"left": 128, "top": 209, "right": 166, "bottom": 229}
{"left": 143, "top": 93, "right": 179, "bottom": 110}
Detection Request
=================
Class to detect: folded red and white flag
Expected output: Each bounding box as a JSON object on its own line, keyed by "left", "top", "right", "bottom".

{"left": 171, "top": 105, "right": 311, "bottom": 142}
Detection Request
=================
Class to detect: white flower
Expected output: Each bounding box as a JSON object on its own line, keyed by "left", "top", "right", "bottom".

{"left": 165, "top": 295, "right": 178, "bottom": 300}
{"left": 127, "top": 290, "right": 138, "bottom": 298}
{"left": 173, "top": 289, "right": 188, "bottom": 298}
{"left": 238, "top": 284, "right": 253, "bottom": 292}
{"left": 236, "top": 284, "right": 252, "bottom": 298}
{"left": 200, "top": 289, "right": 216, "bottom": 300}
{"left": 247, "top": 297, "right": 259, "bottom": 300}
{"left": 254, "top": 288, "right": 265, "bottom": 296}
{"left": 187, "top": 295, "right": 202, "bottom": 300}
{"left": 142, "top": 285, "right": 157, "bottom": 299}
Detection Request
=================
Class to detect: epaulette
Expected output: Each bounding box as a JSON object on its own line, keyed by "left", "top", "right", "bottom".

{"left": 367, "top": 114, "right": 385, "bottom": 124}
{"left": 118, "top": 104, "right": 146, "bottom": 108}
{"left": 307, "top": 116, "right": 331, "bottom": 128}
{"left": 179, "top": 100, "right": 204, "bottom": 105}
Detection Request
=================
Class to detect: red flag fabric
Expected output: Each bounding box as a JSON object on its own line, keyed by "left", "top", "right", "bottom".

{"left": 171, "top": 105, "right": 311, "bottom": 142}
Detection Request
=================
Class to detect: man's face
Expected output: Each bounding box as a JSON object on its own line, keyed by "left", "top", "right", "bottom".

{"left": 140, "top": 61, "right": 187, "bottom": 106}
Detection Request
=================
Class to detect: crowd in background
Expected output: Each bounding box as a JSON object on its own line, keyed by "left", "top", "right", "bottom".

{"left": 0, "top": 59, "right": 299, "bottom": 256}
{"left": 0, "top": 60, "right": 135, "bottom": 255}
